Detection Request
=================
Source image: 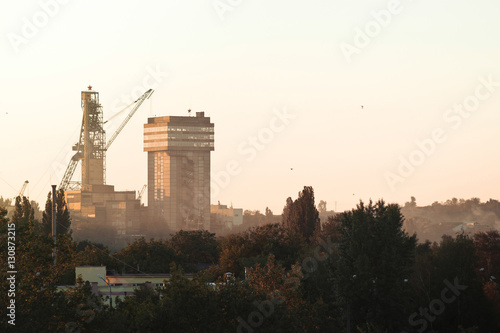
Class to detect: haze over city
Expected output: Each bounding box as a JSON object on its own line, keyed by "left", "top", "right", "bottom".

{"left": 3, "top": 2, "right": 500, "bottom": 332}
{"left": 1, "top": 0, "right": 499, "bottom": 213}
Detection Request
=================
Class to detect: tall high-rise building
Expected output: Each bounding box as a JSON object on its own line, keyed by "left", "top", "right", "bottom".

{"left": 144, "top": 112, "right": 214, "bottom": 231}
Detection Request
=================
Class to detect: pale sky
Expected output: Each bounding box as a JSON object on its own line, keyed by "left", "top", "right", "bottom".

{"left": 1, "top": 0, "right": 499, "bottom": 214}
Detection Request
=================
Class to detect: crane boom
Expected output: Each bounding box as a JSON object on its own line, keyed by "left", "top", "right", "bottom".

{"left": 59, "top": 153, "right": 81, "bottom": 190}
{"left": 18, "top": 180, "right": 29, "bottom": 197}
{"left": 58, "top": 88, "right": 153, "bottom": 191}
{"left": 105, "top": 89, "right": 154, "bottom": 150}
{"left": 59, "top": 115, "right": 85, "bottom": 191}
{"left": 137, "top": 184, "right": 147, "bottom": 201}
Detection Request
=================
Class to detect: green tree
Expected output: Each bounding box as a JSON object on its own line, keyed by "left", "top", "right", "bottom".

{"left": 42, "top": 191, "right": 52, "bottom": 235}
{"left": 0, "top": 196, "right": 12, "bottom": 208}
{"left": 75, "top": 240, "right": 116, "bottom": 269}
{"left": 11, "top": 196, "right": 37, "bottom": 233}
{"left": 42, "top": 189, "right": 72, "bottom": 236}
{"left": 282, "top": 186, "right": 320, "bottom": 242}
{"left": 246, "top": 223, "right": 303, "bottom": 268}
{"left": 241, "top": 209, "right": 266, "bottom": 229}
{"left": 219, "top": 223, "right": 303, "bottom": 277}
{"left": 157, "top": 263, "right": 220, "bottom": 331}
{"left": 0, "top": 205, "right": 7, "bottom": 226}
{"left": 265, "top": 206, "right": 273, "bottom": 218}
{"left": 0, "top": 195, "right": 78, "bottom": 331}
{"left": 318, "top": 200, "right": 327, "bottom": 213}
{"left": 219, "top": 232, "right": 251, "bottom": 276}
{"left": 169, "top": 230, "right": 219, "bottom": 264}
{"left": 404, "top": 196, "right": 417, "bottom": 209}
{"left": 335, "top": 200, "right": 417, "bottom": 331}
{"left": 429, "top": 234, "right": 497, "bottom": 332}
{"left": 282, "top": 197, "right": 295, "bottom": 228}
{"left": 264, "top": 206, "right": 276, "bottom": 224}
{"left": 474, "top": 231, "right": 500, "bottom": 320}
{"left": 115, "top": 237, "right": 176, "bottom": 273}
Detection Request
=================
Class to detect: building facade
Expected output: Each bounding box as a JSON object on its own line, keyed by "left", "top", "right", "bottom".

{"left": 65, "top": 185, "right": 140, "bottom": 235}
{"left": 210, "top": 202, "right": 243, "bottom": 234}
{"left": 144, "top": 112, "right": 214, "bottom": 231}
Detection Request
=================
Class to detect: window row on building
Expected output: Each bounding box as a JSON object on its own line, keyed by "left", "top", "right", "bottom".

{"left": 144, "top": 141, "right": 214, "bottom": 148}
{"left": 145, "top": 133, "right": 214, "bottom": 141}
{"left": 144, "top": 126, "right": 214, "bottom": 133}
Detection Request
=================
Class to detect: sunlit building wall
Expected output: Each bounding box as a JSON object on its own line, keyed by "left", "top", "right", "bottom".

{"left": 144, "top": 112, "right": 214, "bottom": 231}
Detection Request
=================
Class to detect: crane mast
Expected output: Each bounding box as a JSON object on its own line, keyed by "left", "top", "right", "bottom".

{"left": 59, "top": 87, "right": 154, "bottom": 191}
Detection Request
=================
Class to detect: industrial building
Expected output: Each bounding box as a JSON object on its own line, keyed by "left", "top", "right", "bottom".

{"left": 62, "top": 86, "right": 153, "bottom": 236}
{"left": 144, "top": 112, "right": 214, "bottom": 232}
{"left": 60, "top": 86, "right": 217, "bottom": 239}
{"left": 58, "top": 266, "right": 194, "bottom": 308}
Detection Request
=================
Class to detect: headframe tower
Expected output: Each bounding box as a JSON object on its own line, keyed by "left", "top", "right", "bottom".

{"left": 81, "top": 86, "right": 106, "bottom": 187}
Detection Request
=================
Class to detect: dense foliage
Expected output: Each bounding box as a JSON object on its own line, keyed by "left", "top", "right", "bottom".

{"left": 0, "top": 191, "right": 499, "bottom": 332}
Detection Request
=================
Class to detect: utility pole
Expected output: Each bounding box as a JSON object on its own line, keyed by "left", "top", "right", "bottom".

{"left": 51, "top": 185, "right": 57, "bottom": 265}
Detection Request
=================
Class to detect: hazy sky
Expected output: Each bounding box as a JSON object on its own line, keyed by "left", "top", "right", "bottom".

{"left": 1, "top": 0, "right": 499, "bottom": 213}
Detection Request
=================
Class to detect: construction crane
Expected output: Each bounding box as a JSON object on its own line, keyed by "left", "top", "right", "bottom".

{"left": 105, "top": 89, "right": 154, "bottom": 150}
{"left": 137, "top": 184, "right": 147, "bottom": 201}
{"left": 16, "top": 180, "right": 29, "bottom": 198}
{"left": 59, "top": 88, "right": 154, "bottom": 191}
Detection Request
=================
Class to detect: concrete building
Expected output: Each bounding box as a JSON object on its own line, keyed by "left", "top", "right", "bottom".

{"left": 65, "top": 185, "right": 140, "bottom": 235}
{"left": 144, "top": 112, "right": 214, "bottom": 231}
{"left": 210, "top": 202, "right": 243, "bottom": 234}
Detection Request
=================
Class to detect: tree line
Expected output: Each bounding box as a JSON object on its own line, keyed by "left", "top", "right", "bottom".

{"left": 0, "top": 187, "right": 499, "bottom": 332}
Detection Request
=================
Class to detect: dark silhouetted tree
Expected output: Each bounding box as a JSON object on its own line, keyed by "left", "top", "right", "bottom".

{"left": 282, "top": 186, "right": 320, "bottom": 242}
{"left": 0, "top": 206, "right": 7, "bottom": 225}
{"left": 169, "top": 230, "right": 219, "bottom": 264}
{"left": 423, "top": 234, "right": 497, "bottom": 332}
{"left": 318, "top": 200, "right": 327, "bottom": 213}
{"left": 115, "top": 237, "right": 176, "bottom": 273}
{"left": 335, "top": 200, "right": 417, "bottom": 332}
{"left": 42, "top": 192, "right": 52, "bottom": 235}
{"left": 265, "top": 206, "right": 273, "bottom": 218}
{"left": 42, "top": 189, "right": 72, "bottom": 236}
{"left": 0, "top": 196, "right": 12, "bottom": 208}
{"left": 11, "top": 196, "right": 36, "bottom": 233}
{"left": 404, "top": 196, "right": 417, "bottom": 209}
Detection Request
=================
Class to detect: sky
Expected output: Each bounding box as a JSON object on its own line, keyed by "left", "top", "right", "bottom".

{"left": 1, "top": 0, "right": 499, "bottom": 214}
